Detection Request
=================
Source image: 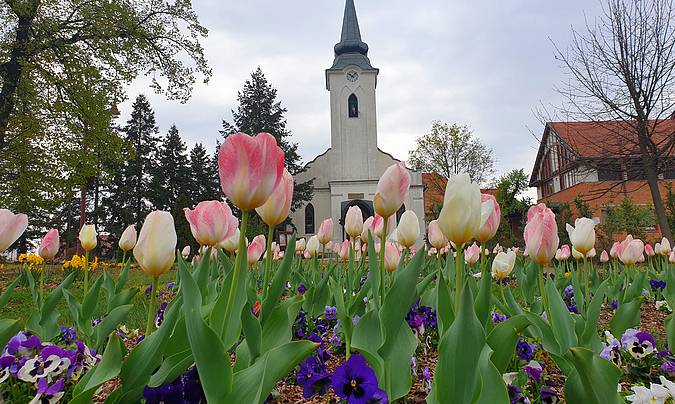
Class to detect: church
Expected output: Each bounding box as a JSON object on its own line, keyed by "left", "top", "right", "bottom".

{"left": 289, "top": 0, "right": 426, "bottom": 245}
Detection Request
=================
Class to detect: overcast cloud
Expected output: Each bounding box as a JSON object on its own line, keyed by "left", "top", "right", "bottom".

{"left": 120, "top": 0, "right": 605, "bottom": 187}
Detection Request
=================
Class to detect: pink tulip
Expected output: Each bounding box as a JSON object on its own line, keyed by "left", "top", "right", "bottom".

{"left": 656, "top": 238, "right": 671, "bottom": 256}
{"left": 255, "top": 168, "right": 294, "bottom": 226}
{"left": 618, "top": 235, "right": 644, "bottom": 265}
{"left": 184, "top": 200, "right": 238, "bottom": 247}
{"left": 428, "top": 220, "right": 448, "bottom": 249}
{"left": 374, "top": 162, "right": 411, "bottom": 218}
{"left": 464, "top": 242, "right": 480, "bottom": 265}
{"left": 560, "top": 244, "right": 571, "bottom": 260}
{"left": 247, "top": 235, "right": 266, "bottom": 265}
{"left": 0, "top": 209, "right": 28, "bottom": 252}
{"left": 384, "top": 242, "right": 401, "bottom": 272}
{"left": 218, "top": 132, "right": 285, "bottom": 211}
{"left": 610, "top": 241, "right": 621, "bottom": 258}
{"left": 317, "top": 218, "right": 333, "bottom": 245}
{"left": 361, "top": 216, "right": 375, "bottom": 242}
{"left": 333, "top": 242, "right": 341, "bottom": 255}
{"left": 38, "top": 229, "right": 59, "bottom": 260}
{"left": 523, "top": 203, "right": 559, "bottom": 266}
{"left": 600, "top": 250, "right": 609, "bottom": 263}
{"left": 345, "top": 206, "right": 364, "bottom": 239}
{"left": 371, "top": 215, "right": 395, "bottom": 239}
{"left": 475, "top": 194, "right": 501, "bottom": 242}
{"left": 338, "top": 239, "right": 350, "bottom": 261}
{"left": 645, "top": 244, "right": 655, "bottom": 257}
{"left": 670, "top": 251, "right": 675, "bottom": 264}
{"left": 119, "top": 225, "right": 137, "bottom": 252}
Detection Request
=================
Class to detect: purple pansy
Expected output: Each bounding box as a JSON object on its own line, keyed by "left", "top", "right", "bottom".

{"left": 325, "top": 306, "right": 337, "bottom": 321}
{"left": 523, "top": 360, "right": 543, "bottom": 383}
{"left": 331, "top": 354, "right": 387, "bottom": 404}
{"left": 296, "top": 355, "right": 330, "bottom": 399}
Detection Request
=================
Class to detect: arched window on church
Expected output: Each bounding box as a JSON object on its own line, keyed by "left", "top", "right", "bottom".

{"left": 305, "top": 203, "right": 315, "bottom": 234}
{"left": 348, "top": 94, "right": 358, "bottom": 118}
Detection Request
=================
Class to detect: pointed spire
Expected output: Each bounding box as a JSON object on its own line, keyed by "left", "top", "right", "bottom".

{"left": 334, "top": 0, "right": 369, "bottom": 56}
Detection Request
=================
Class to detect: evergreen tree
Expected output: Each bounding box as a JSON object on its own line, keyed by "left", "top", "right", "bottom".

{"left": 189, "top": 143, "right": 220, "bottom": 203}
{"left": 221, "top": 67, "right": 314, "bottom": 234}
{"left": 104, "top": 94, "right": 160, "bottom": 238}
{"left": 149, "top": 124, "right": 191, "bottom": 210}
{"left": 173, "top": 193, "right": 194, "bottom": 252}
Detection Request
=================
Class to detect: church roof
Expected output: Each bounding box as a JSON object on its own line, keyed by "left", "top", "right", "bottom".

{"left": 328, "top": 0, "right": 375, "bottom": 71}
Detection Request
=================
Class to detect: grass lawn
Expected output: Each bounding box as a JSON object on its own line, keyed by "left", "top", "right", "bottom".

{"left": 0, "top": 263, "right": 177, "bottom": 332}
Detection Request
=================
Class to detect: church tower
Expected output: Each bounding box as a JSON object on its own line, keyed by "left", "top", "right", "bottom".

{"left": 326, "top": 0, "right": 380, "bottom": 180}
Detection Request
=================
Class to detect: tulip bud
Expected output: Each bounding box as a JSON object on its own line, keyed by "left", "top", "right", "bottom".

{"left": 306, "top": 235, "right": 320, "bottom": 257}
{"left": 181, "top": 246, "right": 191, "bottom": 259}
{"left": 565, "top": 217, "right": 596, "bottom": 256}
{"left": 571, "top": 246, "right": 583, "bottom": 260}
{"left": 134, "top": 211, "right": 177, "bottom": 277}
{"left": 119, "top": 225, "right": 137, "bottom": 252}
{"left": 338, "top": 239, "right": 350, "bottom": 261}
{"left": 492, "top": 250, "right": 516, "bottom": 280}
{"left": 371, "top": 215, "right": 394, "bottom": 240}
{"left": 218, "top": 132, "right": 285, "bottom": 211}
{"left": 586, "top": 248, "right": 596, "bottom": 258}
{"left": 618, "top": 235, "right": 644, "bottom": 265}
{"left": 361, "top": 216, "right": 374, "bottom": 242}
{"left": 38, "top": 229, "right": 59, "bottom": 260}
{"left": 374, "top": 163, "right": 411, "bottom": 218}
{"left": 438, "top": 174, "right": 482, "bottom": 247}
{"left": 184, "top": 200, "right": 237, "bottom": 247}
{"left": 600, "top": 250, "right": 609, "bottom": 263}
{"left": 610, "top": 241, "right": 620, "bottom": 258}
{"left": 317, "top": 218, "right": 333, "bottom": 245}
{"left": 645, "top": 244, "right": 655, "bottom": 257}
{"left": 0, "top": 209, "right": 28, "bottom": 252}
{"left": 219, "top": 228, "right": 240, "bottom": 253}
{"left": 79, "top": 224, "right": 98, "bottom": 252}
{"left": 670, "top": 251, "right": 675, "bottom": 264}
{"left": 247, "top": 235, "right": 266, "bottom": 265}
{"left": 384, "top": 242, "right": 401, "bottom": 272}
{"left": 428, "top": 247, "right": 438, "bottom": 256}
{"left": 656, "top": 238, "right": 671, "bottom": 256}
{"left": 464, "top": 242, "right": 480, "bottom": 265}
{"left": 475, "top": 194, "right": 500, "bottom": 243}
{"left": 255, "top": 168, "right": 294, "bottom": 226}
{"left": 397, "top": 210, "right": 420, "bottom": 248}
{"left": 296, "top": 238, "right": 306, "bottom": 253}
{"left": 345, "top": 206, "right": 364, "bottom": 239}
{"left": 428, "top": 220, "right": 448, "bottom": 250}
{"left": 523, "top": 204, "right": 559, "bottom": 265}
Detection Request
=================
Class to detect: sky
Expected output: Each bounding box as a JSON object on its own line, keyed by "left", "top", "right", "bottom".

{"left": 120, "top": 0, "right": 605, "bottom": 188}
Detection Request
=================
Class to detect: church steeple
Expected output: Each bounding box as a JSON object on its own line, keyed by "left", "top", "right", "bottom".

{"left": 328, "top": 0, "right": 375, "bottom": 72}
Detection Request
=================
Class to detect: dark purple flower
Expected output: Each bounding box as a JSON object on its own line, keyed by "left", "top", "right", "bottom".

{"left": 325, "top": 306, "right": 337, "bottom": 321}
{"left": 540, "top": 387, "right": 558, "bottom": 404}
{"left": 144, "top": 366, "right": 205, "bottom": 403}
{"left": 516, "top": 340, "right": 535, "bottom": 361}
{"left": 422, "top": 366, "right": 431, "bottom": 381}
{"left": 330, "top": 333, "right": 342, "bottom": 348}
{"left": 145, "top": 284, "right": 153, "bottom": 296}
{"left": 566, "top": 303, "right": 579, "bottom": 314}
{"left": 563, "top": 285, "right": 574, "bottom": 300}
{"left": 508, "top": 384, "right": 526, "bottom": 404}
{"left": 658, "top": 350, "right": 673, "bottom": 358}
{"left": 660, "top": 360, "right": 675, "bottom": 375}
{"left": 35, "top": 377, "right": 65, "bottom": 401}
{"left": 610, "top": 300, "right": 619, "bottom": 310}
{"left": 331, "top": 354, "right": 385, "bottom": 404}
{"left": 59, "top": 326, "right": 77, "bottom": 344}
{"left": 297, "top": 284, "right": 307, "bottom": 294}
{"left": 166, "top": 281, "right": 176, "bottom": 290}
{"left": 492, "top": 311, "right": 508, "bottom": 324}
{"left": 315, "top": 318, "right": 328, "bottom": 335}
{"left": 352, "top": 315, "right": 361, "bottom": 326}
{"left": 523, "top": 360, "right": 543, "bottom": 383}
{"left": 650, "top": 279, "right": 666, "bottom": 291}
{"left": 296, "top": 355, "right": 330, "bottom": 399}
{"left": 155, "top": 301, "right": 168, "bottom": 328}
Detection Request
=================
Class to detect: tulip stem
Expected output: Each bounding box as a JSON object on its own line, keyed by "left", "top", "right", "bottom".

{"left": 262, "top": 225, "right": 274, "bottom": 300}
{"left": 224, "top": 210, "right": 249, "bottom": 337}
{"left": 122, "top": 251, "right": 127, "bottom": 267}
{"left": 379, "top": 218, "right": 388, "bottom": 307}
{"left": 454, "top": 245, "right": 464, "bottom": 311}
{"left": 145, "top": 276, "right": 159, "bottom": 336}
{"left": 83, "top": 251, "right": 89, "bottom": 296}
{"left": 583, "top": 256, "right": 589, "bottom": 311}
{"left": 39, "top": 263, "right": 45, "bottom": 306}
{"left": 538, "top": 264, "right": 550, "bottom": 320}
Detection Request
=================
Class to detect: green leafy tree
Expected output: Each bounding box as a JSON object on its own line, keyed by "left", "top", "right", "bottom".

{"left": 599, "top": 199, "right": 656, "bottom": 248}
{"left": 149, "top": 124, "right": 191, "bottom": 210}
{"left": 666, "top": 184, "right": 675, "bottom": 233}
{"left": 408, "top": 121, "right": 496, "bottom": 186}
{"left": 220, "top": 67, "right": 314, "bottom": 236}
{"left": 493, "top": 169, "right": 531, "bottom": 246}
{"left": 189, "top": 143, "right": 221, "bottom": 203}
{"left": 103, "top": 95, "right": 160, "bottom": 239}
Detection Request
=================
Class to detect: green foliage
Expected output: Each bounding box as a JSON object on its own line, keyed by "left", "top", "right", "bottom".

{"left": 149, "top": 125, "right": 191, "bottom": 210}
{"left": 666, "top": 183, "right": 675, "bottom": 232}
{"left": 494, "top": 169, "right": 532, "bottom": 246}
{"left": 408, "top": 121, "right": 496, "bottom": 186}
{"left": 188, "top": 143, "right": 221, "bottom": 204}
{"left": 599, "top": 198, "right": 656, "bottom": 245}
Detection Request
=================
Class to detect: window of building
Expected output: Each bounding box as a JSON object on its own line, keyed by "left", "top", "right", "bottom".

{"left": 305, "top": 203, "right": 315, "bottom": 234}
{"left": 348, "top": 94, "right": 358, "bottom": 118}
{"left": 664, "top": 159, "right": 675, "bottom": 179}
{"left": 541, "top": 180, "right": 554, "bottom": 197}
{"left": 626, "top": 160, "right": 646, "bottom": 180}
{"left": 597, "top": 163, "right": 623, "bottom": 181}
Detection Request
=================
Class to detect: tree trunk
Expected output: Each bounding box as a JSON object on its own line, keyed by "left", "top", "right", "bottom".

{"left": 78, "top": 184, "right": 87, "bottom": 255}
{"left": 0, "top": 0, "right": 39, "bottom": 146}
{"left": 637, "top": 122, "right": 673, "bottom": 240}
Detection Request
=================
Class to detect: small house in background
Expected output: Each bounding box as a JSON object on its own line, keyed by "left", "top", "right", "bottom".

{"left": 529, "top": 120, "right": 675, "bottom": 240}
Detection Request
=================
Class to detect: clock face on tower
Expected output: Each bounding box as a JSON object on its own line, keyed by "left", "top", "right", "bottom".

{"left": 346, "top": 70, "right": 359, "bottom": 82}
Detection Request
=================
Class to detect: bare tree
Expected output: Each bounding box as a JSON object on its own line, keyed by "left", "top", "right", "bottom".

{"left": 552, "top": 0, "right": 675, "bottom": 239}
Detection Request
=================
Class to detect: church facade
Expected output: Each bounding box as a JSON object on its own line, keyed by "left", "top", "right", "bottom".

{"left": 289, "top": 0, "right": 426, "bottom": 245}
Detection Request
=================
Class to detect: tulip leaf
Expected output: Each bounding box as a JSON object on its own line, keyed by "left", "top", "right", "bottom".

{"left": 0, "top": 319, "right": 20, "bottom": 352}
{"left": 261, "top": 296, "right": 303, "bottom": 352}
{"left": 240, "top": 305, "right": 262, "bottom": 365}
{"left": 82, "top": 275, "right": 103, "bottom": 321}
{"left": 610, "top": 298, "right": 641, "bottom": 338}
{"left": 147, "top": 349, "right": 194, "bottom": 388}
{"left": 367, "top": 232, "right": 381, "bottom": 309}
{"left": 37, "top": 271, "right": 76, "bottom": 340}
{"left": 486, "top": 314, "right": 530, "bottom": 373}
{"left": 474, "top": 258, "right": 494, "bottom": 327}
{"left": 226, "top": 340, "right": 317, "bottom": 404}
{"left": 434, "top": 266, "right": 454, "bottom": 335}
{"left": 69, "top": 334, "right": 125, "bottom": 404}
{"left": 0, "top": 272, "right": 23, "bottom": 308}
{"left": 563, "top": 347, "right": 622, "bottom": 404}
{"left": 108, "top": 288, "right": 138, "bottom": 310}
{"left": 579, "top": 280, "right": 607, "bottom": 350}
{"left": 475, "top": 345, "right": 509, "bottom": 404}
{"left": 431, "top": 283, "right": 485, "bottom": 404}
{"left": 94, "top": 304, "right": 133, "bottom": 350}
{"left": 624, "top": 271, "right": 646, "bottom": 302}
{"left": 545, "top": 280, "right": 577, "bottom": 353}
{"left": 178, "top": 260, "right": 232, "bottom": 402}
{"left": 352, "top": 309, "right": 383, "bottom": 361}
{"left": 114, "top": 262, "right": 131, "bottom": 294}
{"left": 666, "top": 314, "right": 675, "bottom": 354}
{"left": 382, "top": 323, "right": 417, "bottom": 400}
{"left": 261, "top": 236, "right": 296, "bottom": 326}
{"left": 523, "top": 311, "right": 561, "bottom": 355}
